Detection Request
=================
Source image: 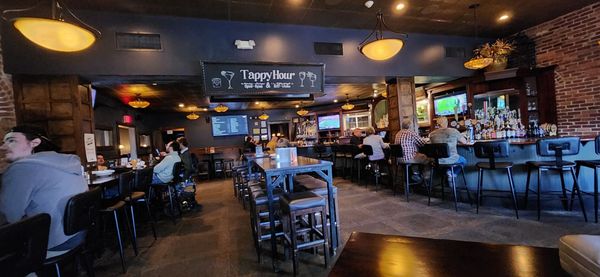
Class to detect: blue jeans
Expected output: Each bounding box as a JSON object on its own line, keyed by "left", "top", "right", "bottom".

{"left": 151, "top": 173, "right": 164, "bottom": 184}
{"left": 449, "top": 156, "right": 467, "bottom": 174}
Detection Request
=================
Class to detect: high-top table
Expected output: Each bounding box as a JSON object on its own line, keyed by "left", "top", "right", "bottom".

{"left": 252, "top": 156, "right": 338, "bottom": 271}
{"left": 330, "top": 232, "right": 568, "bottom": 277}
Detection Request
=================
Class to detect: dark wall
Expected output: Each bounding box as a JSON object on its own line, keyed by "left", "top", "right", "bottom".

{"left": 142, "top": 109, "right": 297, "bottom": 148}
{"left": 1, "top": 11, "right": 488, "bottom": 77}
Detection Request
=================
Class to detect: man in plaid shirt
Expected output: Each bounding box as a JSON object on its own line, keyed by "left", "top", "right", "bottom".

{"left": 394, "top": 119, "right": 429, "bottom": 164}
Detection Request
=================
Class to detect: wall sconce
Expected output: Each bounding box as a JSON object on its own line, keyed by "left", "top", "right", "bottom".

{"left": 235, "top": 40, "right": 256, "bottom": 50}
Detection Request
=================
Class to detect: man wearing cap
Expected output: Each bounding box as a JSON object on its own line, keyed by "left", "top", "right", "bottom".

{"left": 0, "top": 125, "right": 88, "bottom": 257}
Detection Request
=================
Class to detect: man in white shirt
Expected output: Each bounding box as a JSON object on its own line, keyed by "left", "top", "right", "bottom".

{"left": 152, "top": 140, "right": 182, "bottom": 184}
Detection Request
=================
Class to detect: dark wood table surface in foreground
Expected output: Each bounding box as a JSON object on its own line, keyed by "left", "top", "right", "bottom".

{"left": 329, "top": 232, "right": 568, "bottom": 277}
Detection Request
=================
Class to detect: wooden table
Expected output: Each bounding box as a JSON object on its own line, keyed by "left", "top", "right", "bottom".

{"left": 330, "top": 232, "right": 568, "bottom": 277}
{"left": 253, "top": 156, "right": 338, "bottom": 271}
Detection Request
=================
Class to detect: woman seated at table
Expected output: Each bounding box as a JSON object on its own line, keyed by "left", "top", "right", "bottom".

{"left": 152, "top": 140, "right": 181, "bottom": 184}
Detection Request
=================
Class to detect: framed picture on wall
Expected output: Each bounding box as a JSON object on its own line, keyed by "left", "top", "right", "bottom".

{"left": 253, "top": 136, "right": 260, "bottom": 142}
{"left": 260, "top": 135, "right": 268, "bottom": 141}
{"left": 252, "top": 128, "right": 260, "bottom": 135}
{"left": 261, "top": 128, "right": 267, "bottom": 134}
{"left": 416, "top": 99, "right": 430, "bottom": 126}
{"left": 261, "top": 121, "right": 267, "bottom": 128}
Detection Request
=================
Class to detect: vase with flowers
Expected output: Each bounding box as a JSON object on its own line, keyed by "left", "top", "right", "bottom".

{"left": 474, "top": 39, "right": 515, "bottom": 71}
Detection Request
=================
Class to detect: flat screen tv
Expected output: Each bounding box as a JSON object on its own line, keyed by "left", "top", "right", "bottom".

{"left": 211, "top": 115, "right": 249, "bottom": 137}
{"left": 434, "top": 92, "right": 467, "bottom": 116}
{"left": 317, "top": 114, "right": 340, "bottom": 130}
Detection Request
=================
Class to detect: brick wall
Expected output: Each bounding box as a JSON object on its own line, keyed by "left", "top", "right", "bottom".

{"left": 0, "top": 34, "right": 16, "bottom": 172}
{"left": 521, "top": 2, "right": 600, "bottom": 136}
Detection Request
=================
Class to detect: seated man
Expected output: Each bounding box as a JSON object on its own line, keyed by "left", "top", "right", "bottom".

{"left": 394, "top": 119, "right": 429, "bottom": 182}
{"left": 429, "top": 117, "right": 467, "bottom": 178}
{"left": 0, "top": 125, "right": 88, "bottom": 258}
{"left": 96, "top": 153, "right": 108, "bottom": 170}
{"left": 152, "top": 140, "right": 182, "bottom": 184}
{"left": 176, "top": 137, "right": 195, "bottom": 181}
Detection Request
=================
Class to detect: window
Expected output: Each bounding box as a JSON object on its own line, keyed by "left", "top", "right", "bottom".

{"left": 94, "top": 129, "right": 113, "bottom": 147}
{"left": 344, "top": 111, "right": 371, "bottom": 130}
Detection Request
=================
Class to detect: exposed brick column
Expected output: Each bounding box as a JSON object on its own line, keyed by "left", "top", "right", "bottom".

{"left": 521, "top": 2, "right": 600, "bottom": 136}
{"left": 0, "top": 34, "right": 17, "bottom": 172}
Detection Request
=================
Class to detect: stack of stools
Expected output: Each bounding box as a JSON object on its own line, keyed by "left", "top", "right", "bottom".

{"left": 524, "top": 137, "right": 587, "bottom": 221}
{"left": 473, "top": 140, "right": 519, "bottom": 218}
{"left": 421, "top": 143, "right": 472, "bottom": 211}
{"left": 223, "top": 158, "right": 235, "bottom": 177}
{"left": 575, "top": 135, "right": 600, "bottom": 222}
{"left": 279, "top": 191, "right": 329, "bottom": 275}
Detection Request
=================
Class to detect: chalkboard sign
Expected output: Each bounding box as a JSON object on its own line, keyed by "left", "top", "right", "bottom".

{"left": 202, "top": 62, "right": 325, "bottom": 96}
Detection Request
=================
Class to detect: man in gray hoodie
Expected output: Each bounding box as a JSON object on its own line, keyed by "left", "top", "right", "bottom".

{"left": 0, "top": 125, "right": 88, "bottom": 257}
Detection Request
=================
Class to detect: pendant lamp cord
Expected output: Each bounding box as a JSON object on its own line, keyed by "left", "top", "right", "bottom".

{"left": 359, "top": 10, "right": 407, "bottom": 46}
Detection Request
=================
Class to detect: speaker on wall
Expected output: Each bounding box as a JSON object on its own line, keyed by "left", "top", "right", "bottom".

{"left": 314, "top": 42, "right": 343, "bottom": 55}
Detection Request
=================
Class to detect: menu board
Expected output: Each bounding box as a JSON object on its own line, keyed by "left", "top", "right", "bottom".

{"left": 202, "top": 62, "right": 325, "bottom": 96}
{"left": 211, "top": 115, "right": 249, "bottom": 137}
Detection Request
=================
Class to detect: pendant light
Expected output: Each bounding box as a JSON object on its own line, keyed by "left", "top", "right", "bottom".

{"left": 258, "top": 108, "right": 269, "bottom": 121}
{"left": 2, "top": 0, "right": 101, "bottom": 52}
{"left": 341, "top": 94, "right": 355, "bottom": 110}
{"left": 214, "top": 104, "right": 229, "bottom": 113}
{"left": 128, "top": 93, "right": 150, "bottom": 109}
{"left": 358, "top": 11, "right": 407, "bottom": 61}
{"left": 296, "top": 102, "right": 309, "bottom": 116}
{"left": 464, "top": 4, "right": 493, "bottom": 70}
{"left": 186, "top": 112, "right": 200, "bottom": 120}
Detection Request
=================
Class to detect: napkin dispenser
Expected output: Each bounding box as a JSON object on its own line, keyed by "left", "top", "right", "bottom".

{"left": 275, "top": 147, "right": 297, "bottom": 163}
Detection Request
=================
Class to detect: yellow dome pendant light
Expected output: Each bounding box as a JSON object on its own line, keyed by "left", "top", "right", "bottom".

{"left": 358, "top": 11, "right": 407, "bottom": 61}
{"left": 214, "top": 104, "right": 229, "bottom": 113}
{"left": 258, "top": 108, "right": 269, "bottom": 121}
{"left": 341, "top": 94, "right": 355, "bottom": 110}
{"left": 296, "top": 101, "right": 309, "bottom": 116}
{"left": 464, "top": 4, "right": 493, "bottom": 70}
{"left": 3, "top": 0, "right": 101, "bottom": 52}
{"left": 186, "top": 112, "right": 200, "bottom": 120}
{"left": 128, "top": 93, "right": 150, "bottom": 109}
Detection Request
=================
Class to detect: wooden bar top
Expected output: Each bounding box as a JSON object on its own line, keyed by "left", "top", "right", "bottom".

{"left": 329, "top": 232, "right": 567, "bottom": 277}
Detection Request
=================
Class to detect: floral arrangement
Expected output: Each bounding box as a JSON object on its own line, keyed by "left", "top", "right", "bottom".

{"left": 475, "top": 39, "right": 515, "bottom": 60}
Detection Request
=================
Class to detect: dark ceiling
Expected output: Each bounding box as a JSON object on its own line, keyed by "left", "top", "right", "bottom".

{"left": 2, "top": 0, "right": 594, "bottom": 112}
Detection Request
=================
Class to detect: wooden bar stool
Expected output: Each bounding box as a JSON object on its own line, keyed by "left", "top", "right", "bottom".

{"left": 473, "top": 140, "right": 519, "bottom": 218}
{"left": 575, "top": 135, "right": 600, "bottom": 222}
{"left": 524, "top": 137, "right": 587, "bottom": 221}
{"left": 279, "top": 191, "right": 329, "bottom": 276}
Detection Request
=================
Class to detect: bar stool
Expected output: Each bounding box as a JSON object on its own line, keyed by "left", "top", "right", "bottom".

{"left": 575, "top": 135, "right": 600, "bottom": 222}
{"left": 421, "top": 143, "right": 472, "bottom": 212}
{"left": 126, "top": 167, "right": 157, "bottom": 246}
{"left": 331, "top": 144, "right": 345, "bottom": 176}
{"left": 524, "top": 137, "right": 587, "bottom": 221}
{"left": 249, "top": 186, "right": 284, "bottom": 263}
{"left": 340, "top": 144, "right": 353, "bottom": 179}
{"left": 314, "top": 144, "right": 332, "bottom": 161}
{"left": 223, "top": 159, "right": 235, "bottom": 177}
{"left": 149, "top": 162, "right": 184, "bottom": 223}
{"left": 389, "top": 144, "right": 427, "bottom": 201}
{"left": 0, "top": 213, "right": 50, "bottom": 277}
{"left": 279, "top": 191, "right": 329, "bottom": 276}
{"left": 197, "top": 160, "right": 210, "bottom": 180}
{"left": 473, "top": 140, "right": 519, "bottom": 218}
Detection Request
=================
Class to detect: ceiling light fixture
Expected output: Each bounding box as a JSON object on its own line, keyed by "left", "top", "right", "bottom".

{"left": 296, "top": 102, "right": 309, "bottom": 116}
{"left": 333, "top": 99, "right": 338, "bottom": 103}
{"left": 358, "top": 11, "right": 407, "bottom": 61}
{"left": 186, "top": 112, "right": 200, "bottom": 120}
{"left": 341, "top": 94, "right": 355, "bottom": 110}
{"left": 178, "top": 103, "right": 185, "bottom": 108}
{"left": 464, "top": 4, "right": 493, "bottom": 70}
{"left": 214, "top": 104, "right": 229, "bottom": 113}
{"left": 2, "top": 0, "right": 101, "bottom": 52}
{"left": 364, "top": 0, "right": 374, "bottom": 8}
{"left": 258, "top": 108, "right": 269, "bottom": 121}
{"left": 395, "top": 3, "right": 406, "bottom": 10}
{"left": 128, "top": 93, "right": 150, "bottom": 109}
{"left": 498, "top": 14, "right": 510, "bottom": 22}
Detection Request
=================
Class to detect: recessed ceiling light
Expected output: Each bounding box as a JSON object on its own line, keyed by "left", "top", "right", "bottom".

{"left": 333, "top": 99, "right": 338, "bottom": 103}
{"left": 364, "top": 1, "right": 374, "bottom": 8}
{"left": 203, "top": 108, "right": 208, "bottom": 111}
{"left": 255, "top": 101, "right": 260, "bottom": 105}
{"left": 178, "top": 103, "right": 185, "bottom": 108}
{"left": 151, "top": 82, "right": 157, "bottom": 86}
{"left": 373, "top": 93, "right": 377, "bottom": 97}
{"left": 295, "top": 104, "right": 299, "bottom": 108}
{"left": 396, "top": 3, "right": 406, "bottom": 10}
{"left": 498, "top": 14, "right": 510, "bottom": 21}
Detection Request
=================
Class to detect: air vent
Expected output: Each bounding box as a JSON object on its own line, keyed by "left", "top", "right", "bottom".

{"left": 314, "top": 42, "right": 343, "bottom": 55}
{"left": 444, "top": 46, "right": 466, "bottom": 58}
{"left": 116, "top": 32, "right": 162, "bottom": 50}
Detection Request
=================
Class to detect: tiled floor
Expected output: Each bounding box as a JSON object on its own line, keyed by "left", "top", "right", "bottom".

{"left": 94, "top": 177, "right": 600, "bottom": 276}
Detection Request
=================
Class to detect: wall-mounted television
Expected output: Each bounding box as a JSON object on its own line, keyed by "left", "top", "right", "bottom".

{"left": 434, "top": 92, "right": 467, "bottom": 117}
{"left": 317, "top": 114, "right": 340, "bottom": 130}
{"left": 211, "top": 115, "right": 249, "bottom": 137}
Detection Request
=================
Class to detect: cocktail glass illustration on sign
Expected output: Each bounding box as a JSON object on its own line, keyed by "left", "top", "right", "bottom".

{"left": 211, "top": 78, "right": 222, "bottom": 88}
{"left": 299, "top": 72, "right": 306, "bottom": 87}
{"left": 307, "top": 72, "right": 317, "bottom": 87}
{"left": 221, "top": 71, "right": 235, "bottom": 89}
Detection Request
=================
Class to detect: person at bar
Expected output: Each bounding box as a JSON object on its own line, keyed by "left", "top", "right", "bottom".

{"left": 266, "top": 134, "right": 278, "bottom": 154}
{"left": 350, "top": 128, "right": 363, "bottom": 145}
{"left": 152, "top": 140, "right": 181, "bottom": 184}
{"left": 0, "top": 125, "right": 88, "bottom": 257}
{"left": 429, "top": 117, "right": 467, "bottom": 180}
{"left": 177, "top": 137, "right": 195, "bottom": 181}
{"left": 394, "top": 119, "right": 429, "bottom": 183}
{"left": 243, "top": 135, "right": 258, "bottom": 153}
{"left": 362, "top": 127, "right": 389, "bottom": 161}
{"left": 96, "top": 153, "right": 107, "bottom": 170}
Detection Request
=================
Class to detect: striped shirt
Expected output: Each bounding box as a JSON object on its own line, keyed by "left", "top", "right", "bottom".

{"left": 394, "top": 129, "right": 426, "bottom": 162}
